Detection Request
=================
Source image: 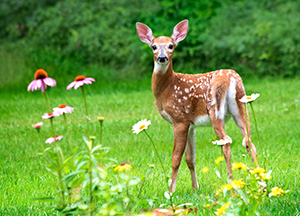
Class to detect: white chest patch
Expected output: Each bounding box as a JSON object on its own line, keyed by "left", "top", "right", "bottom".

{"left": 193, "top": 115, "right": 212, "bottom": 127}
{"left": 154, "top": 62, "right": 170, "bottom": 74}
{"left": 160, "top": 110, "right": 173, "bottom": 124}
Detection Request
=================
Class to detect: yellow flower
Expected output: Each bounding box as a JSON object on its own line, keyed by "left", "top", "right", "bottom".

{"left": 232, "top": 179, "right": 245, "bottom": 188}
{"left": 224, "top": 201, "right": 231, "bottom": 208}
{"left": 260, "top": 172, "right": 271, "bottom": 180}
{"left": 114, "top": 163, "right": 132, "bottom": 171}
{"left": 132, "top": 119, "right": 151, "bottom": 134}
{"left": 249, "top": 167, "right": 265, "bottom": 175}
{"left": 270, "top": 187, "right": 284, "bottom": 197}
{"left": 206, "top": 204, "right": 210, "bottom": 208}
{"left": 221, "top": 183, "right": 233, "bottom": 190}
{"left": 215, "top": 156, "right": 225, "bottom": 164}
{"left": 201, "top": 166, "right": 209, "bottom": 173}
{"left": 232, "top": 162, "right": 247, "bottom": 171}
{"left": 97, "top": 116, "right": 105, "bottom": 121}
{"left": 216, "top": 208, "right": 225, "bottom": 215}
{"left": 247, "top": 199, "right": 250, "bottom": 203}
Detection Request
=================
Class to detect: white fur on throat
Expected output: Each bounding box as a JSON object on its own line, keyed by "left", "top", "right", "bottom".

{"left": 154, "top": 61, "right": 170, "bottom": 74}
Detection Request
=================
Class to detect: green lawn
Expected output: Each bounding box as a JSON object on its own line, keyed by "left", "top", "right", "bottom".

{"left": 0, "top": 76, "right": 300, "bottom": 215}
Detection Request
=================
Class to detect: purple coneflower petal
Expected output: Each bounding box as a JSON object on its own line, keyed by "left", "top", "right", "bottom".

{"left": 45, "top": 137, "right": 55, "bottom": 144}
{"left": 74, "top": 81, "right": 84, "bottom": 90}
{"left": 36, "top": 79, "right": 42, "bottom": 90}
{"left": 85, "top": 78, "right": 95, "bottom": 82}
{"left": 83, "top": 80, "right": 92, "bottom": 85}
{"left": 67, "top": 81, "right": 76, "bottom": 90}
{"left": 41, "top": 81, "right": 45, "bottom": 93}
{"left": 44, "top": 77, "right": 57, "bottom": 87}
{"left": 27, "top": 80, "right": 35, "bottom": 91}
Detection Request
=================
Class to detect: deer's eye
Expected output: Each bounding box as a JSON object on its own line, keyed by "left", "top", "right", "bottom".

{"left": 152, "top": 45, "right": 157, "bottom": 50}
{"left": 168, "top": 44, "right": 174, "bottom": 49}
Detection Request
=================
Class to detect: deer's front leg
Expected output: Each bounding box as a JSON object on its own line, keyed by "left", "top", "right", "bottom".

{"left": 185, "top": 127, "right": 199, "bottom": 190}
{"left": 169, "top": 123, "right": 190, "bottom": 193}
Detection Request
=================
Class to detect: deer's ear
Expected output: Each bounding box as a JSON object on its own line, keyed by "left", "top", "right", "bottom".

{"left": 136, "top": 22, "right": 155, "bottom": 46}
{"left": 171, "top": 20, "right": 188, "bottom": 46}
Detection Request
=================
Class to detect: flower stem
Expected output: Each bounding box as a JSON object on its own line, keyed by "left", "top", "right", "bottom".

{"left": 143, "top": 130, "right": 167, "bottom": 182}
{"left": 37, "top": 131, "right": 44, "bottom": 152}
{"left": 249, "top": 103, "right": 261, "bottom": 145}
{"left": 89, "top": 139, "right": 94, "bottom": 216}
{"left": 43, "top": 91, "right": 51, "bottom": 113}
{"left": 50, "top": 118, "right": 65, "bottom": 208}
{"left": 63, "top": 113, "right": 72, "bottom": 151}
{"left": 99, "top": 121, "right": 103, "bottom": 144}
{"left": 81, "top": 86, "right": 90, "bottom": 139}
{"left": 244, "top": 103, "right": 252, "bottom": 157}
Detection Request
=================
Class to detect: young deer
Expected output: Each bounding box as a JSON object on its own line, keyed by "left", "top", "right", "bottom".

{"left": 136, "top": 20, "right": 259, "bottom": 193}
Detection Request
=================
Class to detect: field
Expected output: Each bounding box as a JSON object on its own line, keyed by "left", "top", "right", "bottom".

{"left": 1, "top": 73, "right": 300, "bottom": 215}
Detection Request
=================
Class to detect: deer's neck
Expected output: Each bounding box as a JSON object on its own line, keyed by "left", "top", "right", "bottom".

{"left": 151, "top": 61, "right": 175, "bottom": 100}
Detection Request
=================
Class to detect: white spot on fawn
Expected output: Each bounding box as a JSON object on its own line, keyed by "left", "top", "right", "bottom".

{"left": 185, "top": 88, "right": 189, "bottom": 93}
{"left": 183, "top": 96, "right": 188, "bottom": 100}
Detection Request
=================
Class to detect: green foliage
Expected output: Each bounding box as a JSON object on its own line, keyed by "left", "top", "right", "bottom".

{"left": 1, "top": 0, "right": 300, "bottom": 78}
{"left": 1, "top": 77, "right": 300, "bottom": 215}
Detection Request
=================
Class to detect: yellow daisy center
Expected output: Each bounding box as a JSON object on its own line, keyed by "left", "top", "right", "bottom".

{"left": 139, "top": 124, "right": 146, "bottom": 130}
{"left": 34, "top": 69, "right": 48, "bottom": 79}
{"left": 246, "top": 96, "right": 252, "bottom": 99}
{"left": 75, "top": 75, "right": 86, "bottom": 81}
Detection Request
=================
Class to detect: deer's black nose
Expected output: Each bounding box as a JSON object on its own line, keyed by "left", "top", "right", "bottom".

{"left": 157, "top": 56, "right": 168, "bottom": 63}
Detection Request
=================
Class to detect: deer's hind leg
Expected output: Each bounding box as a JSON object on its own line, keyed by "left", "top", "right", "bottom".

{"left": 228, "top": 78, "right": 259, "bottom": 167}
{"left": 208, "top": 77, "right": 233, "bottom": 179}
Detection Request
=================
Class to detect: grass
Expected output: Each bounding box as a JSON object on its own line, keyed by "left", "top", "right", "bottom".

{"left": 1, "top": 74, "right": 300, "bottom": 215}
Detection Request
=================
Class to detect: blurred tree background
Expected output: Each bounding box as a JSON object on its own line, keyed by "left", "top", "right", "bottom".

{"left": 1, "top": 0, "right": 300, "bottom": 91}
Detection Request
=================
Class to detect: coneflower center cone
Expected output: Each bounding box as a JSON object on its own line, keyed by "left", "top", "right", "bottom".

{"left": 75, "top": 75, "right": 85, "bottom": 81}
{"left": 58, "top": 104, "right": 66, "bottom": 108}
{"left": 34, "top": 69, "right": 48, "bottom": 79}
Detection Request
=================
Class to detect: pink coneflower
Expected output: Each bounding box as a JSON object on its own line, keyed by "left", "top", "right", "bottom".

{"left": 67, "top": 75, "right": 95, "bottom": 90}
{"left": 32, "top": 122, "right": 43, "bottom": 132}
{"left": 45, "top": 135, "right": 63, "bottom": 144}
{"left": 27, "top": 69, "right": 56, "bottom": 93}
{"left": 53, "top": 104, "right": 74, "bottom": 115}
{"left": 42, "top": 112, "right": 60, "bottom": 119}
{"left": 32, "top": 122, "right": 43, "bottom": 129}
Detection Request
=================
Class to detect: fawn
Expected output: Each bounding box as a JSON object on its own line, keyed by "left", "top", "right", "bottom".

{"left": 136, "top": 20, "right": 258, "bottom": 192}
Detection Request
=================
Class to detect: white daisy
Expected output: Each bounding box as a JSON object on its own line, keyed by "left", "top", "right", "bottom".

{"left": 239, "top": 93, "right": 260, "bottom": 103}
{"left": 212, "top": 136, "right": 232, "bottom": 145}
{"left": 132, "top": 119, "right": 151, "bottom": 134}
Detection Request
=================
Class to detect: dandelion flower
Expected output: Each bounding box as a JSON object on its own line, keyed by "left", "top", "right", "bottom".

{"left": 249, "top": 167, "right": 265, "bottom": 175}
{"left": 232, "top": 162, "right": 247, "bottom": 171}
{"left": 221, "top": 183, "right": 233, "bottom": 191}
{"left": 114, "top": 163, "right": 132, "bottom": 171}
{"left": 201, "top": 166, "right": 209, "bottom": 173}
{"left": 232, "top": 179, "right": 245, "bottom": 188}
{"left": 260, "top": 172, "right": 271, "bottom": 180}
{"left": 270, "top": 187, "right": 284, "bottom": 197}
{"left": 215, "top": 156, "right": 225, "bottom": 164}
{"left": 45, "top": 135, "right": 63, "bottom": 144}
{"left": 239, "top": 93, "right": 260, "bottom": 103}
{"left": 132, "top": 119, "right": 151, "bottom": 134}
{"left": 53, "top": 104, "right": 74, "bottom": 115}
{"left": 67, "top": 75, "right": 95, "bottom": 90}
{"left": 42, "top": 112, "right": 60, "bottom": 119}
{"left": 97, "top": 116, "right": 105, "bottom": 121}
{"left": 27, "top": 69, "right": 56, "bottom": 93}
{"left": 206, "top": 204, "right": 211, "bottom": 208}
